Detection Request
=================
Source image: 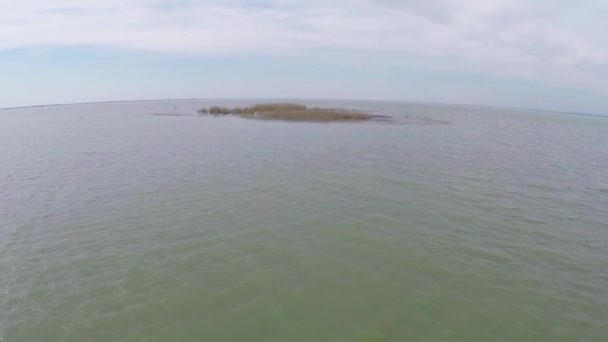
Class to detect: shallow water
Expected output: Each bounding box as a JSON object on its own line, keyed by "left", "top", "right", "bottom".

{"left": 1, "top": 99, "right": 607, "bottom": 341}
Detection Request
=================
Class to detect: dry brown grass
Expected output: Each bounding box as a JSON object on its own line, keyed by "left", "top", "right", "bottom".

{"left": 198, "top": 103, "right": 373, "bottom": 122}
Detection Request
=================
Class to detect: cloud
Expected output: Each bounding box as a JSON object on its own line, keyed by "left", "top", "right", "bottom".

{"left": 1, "top": 0, "right": 607, "bottom": 92}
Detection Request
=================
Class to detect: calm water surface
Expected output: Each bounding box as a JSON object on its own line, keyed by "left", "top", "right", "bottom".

{"left": 1, "top": 100, "right": 607, "bottom": 341}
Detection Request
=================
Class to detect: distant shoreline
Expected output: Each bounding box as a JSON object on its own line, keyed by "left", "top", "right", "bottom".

{"left": 196, "top": 103, "right": 389, "bottom": 122}
{"left": 0, "top": 98, "right": 604, "bottom": 119}
{"left": 0, "top": 98, "right": 203, "bottom": 111}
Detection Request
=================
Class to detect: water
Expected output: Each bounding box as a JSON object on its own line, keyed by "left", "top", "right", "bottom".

{"left": 1, "top": 99, "right": 607, "bottom": 341}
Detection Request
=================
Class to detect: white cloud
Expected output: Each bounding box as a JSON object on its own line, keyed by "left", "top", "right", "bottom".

{"left": 1, "top": 0, "right": 607, "bottom": 92}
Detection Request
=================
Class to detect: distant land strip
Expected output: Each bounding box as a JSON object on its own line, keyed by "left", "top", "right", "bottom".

{"left": 0, "top": 99, "right": 604, "bottom": 119}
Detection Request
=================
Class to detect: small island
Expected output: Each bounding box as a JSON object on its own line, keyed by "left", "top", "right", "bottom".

{"left": 197, "top": 103, "right": 388, "bottom": 122}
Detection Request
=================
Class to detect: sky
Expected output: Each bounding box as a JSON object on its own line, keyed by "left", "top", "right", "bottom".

{"left": 1, "top": 0, "right": 607, "bottom": 114}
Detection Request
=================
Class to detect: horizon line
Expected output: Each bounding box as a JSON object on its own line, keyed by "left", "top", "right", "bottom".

{"left": 0, "top": 97, "right": 605, "bottom": 119}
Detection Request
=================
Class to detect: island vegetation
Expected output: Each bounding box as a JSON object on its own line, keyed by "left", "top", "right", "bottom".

{"left": 197, "top": 103, "right": 385, "bottom": 122}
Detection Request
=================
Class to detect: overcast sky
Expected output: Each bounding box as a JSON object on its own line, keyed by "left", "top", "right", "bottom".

{"left": 1, "top": 0, "right": 607, "bottom": 114}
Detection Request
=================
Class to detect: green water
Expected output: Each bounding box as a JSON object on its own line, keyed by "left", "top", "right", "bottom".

{"left": 1, "top": 100, "right": 607, "bottom": 341}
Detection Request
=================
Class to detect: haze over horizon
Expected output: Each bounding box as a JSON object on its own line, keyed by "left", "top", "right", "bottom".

{"left": 1, "top": 0, "right": 607, "bottom": 115}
